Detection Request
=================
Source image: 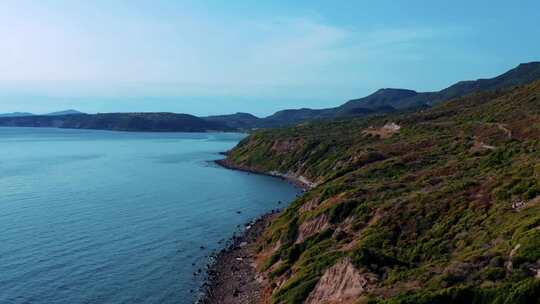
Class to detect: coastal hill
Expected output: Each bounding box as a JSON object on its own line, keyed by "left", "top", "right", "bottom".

{"left": 45, "top": 109, "right": 86, "bottom": 116}
{"left": 2, "top": 63, "right": 539, "bottom": 133}
{"left": 218, "top": 80, "right": 540, "bottom": 303}
{"left": 207, "top": 62, "right": 540, "bottom": 128}
{"left": 0, "top": 109, "right": 86, "bottom": 117}
{"left": 0, "top": 112, "right": 232, "bottom": 132}
{"left": 0, "top": 112, "right": 35, "bottom": 117}
{"left": 202, "top": 112, "right": 261, "bottom": 130}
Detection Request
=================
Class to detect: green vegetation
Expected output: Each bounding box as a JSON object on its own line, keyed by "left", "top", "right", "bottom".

{"left": 375, "top": 278, "right": 540, "bottom": 304}
{"left": 225, "top": 81, "right": 540, "bottom": 303}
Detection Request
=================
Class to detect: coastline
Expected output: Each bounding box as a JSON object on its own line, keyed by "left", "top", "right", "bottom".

{"left": 198, "top": 211, "right": 279, "bottom": 304}
{"left": 197, "top": 158, "right": 309, "bottom": 303}
{"left": 215, "top": 158, "right": 312, "bottom": 191}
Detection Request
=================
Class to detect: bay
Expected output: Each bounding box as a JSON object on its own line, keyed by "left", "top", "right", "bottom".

{"left": 0, "top": 127, "right": 300, "bottom": 304}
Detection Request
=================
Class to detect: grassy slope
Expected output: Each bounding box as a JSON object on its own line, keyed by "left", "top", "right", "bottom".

{"left": 225, "top": 81, "right": 540, "bottom": 304}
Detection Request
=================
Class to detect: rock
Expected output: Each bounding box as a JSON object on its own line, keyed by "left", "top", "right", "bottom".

{"left": 296, "top": 214, "right": 330, "bottom": 244}
{"left": 305, "top": 258, "right": 378, "bottom": 304}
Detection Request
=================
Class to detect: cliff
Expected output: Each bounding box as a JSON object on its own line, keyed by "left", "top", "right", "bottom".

{"left": 222, "top": 80, "right": 540, "bottom": 303}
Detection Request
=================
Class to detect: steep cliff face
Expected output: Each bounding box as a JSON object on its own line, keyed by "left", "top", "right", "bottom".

{"left": 305, "top": 258, "right": 378, "bottom": 304}
{"left": 225, "top": 81, "right": 540, "bottom": 303}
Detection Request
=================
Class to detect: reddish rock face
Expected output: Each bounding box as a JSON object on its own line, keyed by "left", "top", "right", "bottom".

{"left": 305, "top": 258, "right": 378, "bottom": 304}
{"left": 295, "top": 214, "right": 330, "bottom": 244}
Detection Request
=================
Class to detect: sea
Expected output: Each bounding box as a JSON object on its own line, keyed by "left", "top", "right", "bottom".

{"left": 0, "top": 127, "right": 300, "bottom": 304}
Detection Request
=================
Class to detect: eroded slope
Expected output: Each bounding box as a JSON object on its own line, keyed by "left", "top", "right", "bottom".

{"left": 225, "top": 81, "right": 540, "bottom": 303}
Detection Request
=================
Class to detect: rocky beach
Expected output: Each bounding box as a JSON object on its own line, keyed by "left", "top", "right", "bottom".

{"left": 198, "top": 212, "right": 279, "bottom": 304}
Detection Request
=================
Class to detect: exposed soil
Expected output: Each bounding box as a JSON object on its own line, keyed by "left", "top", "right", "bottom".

{"left": 305, "top": 258, "right": 378, "bottom": 304}
{"left": 362, "top": 122, "right": 401, "bottom": 139}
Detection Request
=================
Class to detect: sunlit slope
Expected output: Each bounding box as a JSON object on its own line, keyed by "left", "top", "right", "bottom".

{"left": 224, "top": 81, "right": 540, "bottom": 303}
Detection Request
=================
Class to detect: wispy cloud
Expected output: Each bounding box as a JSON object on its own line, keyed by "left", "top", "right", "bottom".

{"left": 0, "top": 1, "right": 474, "bottom": 114}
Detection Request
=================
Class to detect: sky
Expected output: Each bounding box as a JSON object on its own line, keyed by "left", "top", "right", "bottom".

{"left": 0, "top": 0, "right": 539, "bottom": 117}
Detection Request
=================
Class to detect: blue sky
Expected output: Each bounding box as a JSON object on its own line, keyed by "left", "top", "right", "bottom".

{"left": 0, "top": 0, "right": 539, "bottom": 116}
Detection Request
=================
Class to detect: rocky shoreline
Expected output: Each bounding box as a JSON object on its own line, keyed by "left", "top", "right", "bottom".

{"left": 197, "top": 211, "right": 278, "bottom": 304}
{"left": 215, "top": 158, "right": 312, "bottom": 191}
{"left": 196, "top": 158, "right": 307, "bottom": 303}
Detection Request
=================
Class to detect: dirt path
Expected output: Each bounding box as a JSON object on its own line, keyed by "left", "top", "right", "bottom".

{"left": 494, "top": 123, "right": 512, "bottom": 139}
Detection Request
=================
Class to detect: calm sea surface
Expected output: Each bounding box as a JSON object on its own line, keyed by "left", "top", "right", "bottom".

{"left": 0, "top": 127, "right": 300, "bottom": 304}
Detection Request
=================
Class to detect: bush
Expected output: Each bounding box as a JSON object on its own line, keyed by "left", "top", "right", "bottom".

{"left": 512, "top": 229, "right": 540, "bottom": 267}
{"left": 328, "top": 200, "right": 360, "bottom": 224}
{"left": 380, "top": 279, "right": 540, "bottom": 304}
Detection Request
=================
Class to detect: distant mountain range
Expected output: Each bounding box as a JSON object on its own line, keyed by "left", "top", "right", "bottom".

{"left": 1, "top": 62, "right": 539, "bottom": 132}
{"left": 0, "top": 109, "right": 86, "bottom": 117}
{"left": 205, "top": 61, "right": 540, "bottom": 128}
{"left": 0, "top": 112, "right": 231, "bottom": 132}
{"left": 46, "top": 109, "right": 86, "bottom": 116}
{"left": 0, "top": 112, "right": 35, "bottom": 118}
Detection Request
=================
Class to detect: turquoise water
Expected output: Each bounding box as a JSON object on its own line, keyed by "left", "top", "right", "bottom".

{"left": 0, "top": 128, "right": 300, "bottom": 304}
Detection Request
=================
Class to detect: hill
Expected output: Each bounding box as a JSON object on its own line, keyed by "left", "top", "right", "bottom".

{"left": 46, "top": 109, "right": 86, "bottom": 116}
{"left": 207, "top": 62, "right": 540, "bottom": 128}
{"left": 4, "top": 63, "right": 539, "bottom": 131}
{"left": 339, "top": 88, "right": 418, "bottom": 112}
{"left": 0, "top": 112, "right": 35, "bottom": 117}
{"left": 203, "top": 112, "right": 261, "bottom": 130}
{"left": 394, "top": 61, "right": 540, "bottom": 109}
{"left": 218, "top": 80, "right": 540, "bottom": 303}
{"left": 0, "top": 112, "right": 232, "bottom": 132}
{"left": 0, "top": 109, "right": 85, "bottom": 117}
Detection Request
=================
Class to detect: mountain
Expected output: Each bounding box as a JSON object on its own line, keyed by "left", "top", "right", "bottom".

{"left": 262, "top": 108, "right": 332, "bottom": 127}
{"left": 206, "top": 62, "right": 540, "bottom": 128}
{"left": 0, "top": 110, "right": 85, "bottom": 118}
{"left": 338, "top": 88, "right": 418, "bottom": 112}
{"left": 0, "top": 112, "right": 232, "bottom": 132}
{"left": 4, "top": 63, "right": 538, "bottom": 131}
{"left": 0, "top": 112, "right": 35, "bottom": 117}
{"left": 218, "top": 80, "right": 540, "bottom": 303}
{"left": 4, "top": 62, "right": 540, "bottom": 133}
{"left": 46, "top": 109, "right": 86, "bottom": 116}
{"left": 394, "top": 61, "right": 540, "bottom": 109}
{"left": 202, "top": 112, "right": 261, "bottom": 130}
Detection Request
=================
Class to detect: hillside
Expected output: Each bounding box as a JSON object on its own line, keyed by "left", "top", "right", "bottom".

{"left": 219, "top": 80, "right": 540, "bottom": 303}
{"left": 0, "top": 112, "right": 231, "bottom": 132}
{"left": 0, "top": 109, "right": 86, "bottom": 117}
{"left": 203, "top": 112, "right": 262, "bottom": 130}
{"left": 339, "top": 88, "right": 418, "bottom": 112}
{"left": 394, "top": 61, "right": 540, "bottom": 109}
{"left": 46, "top": 109, "right": 86, "bottom": 116}
{"left": 207, "top": 62, "right": 540, "bottom": 128}
{"left": 0, "top": 112, "right": 35, "bottom": 117}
